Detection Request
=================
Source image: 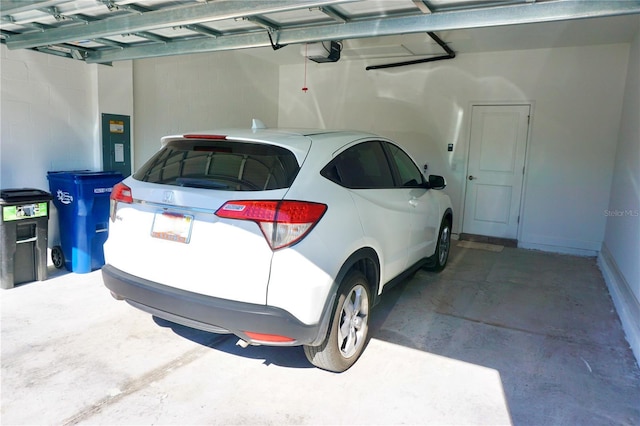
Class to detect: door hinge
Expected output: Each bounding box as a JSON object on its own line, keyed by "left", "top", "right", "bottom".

{"left": 517, "top": 215, "right": 520, "bottom": 224}
{"left": 527, "top": 115, "right": 530, "bottom": 124}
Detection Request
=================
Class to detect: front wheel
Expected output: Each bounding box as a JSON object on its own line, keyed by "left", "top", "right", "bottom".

{"left": 426, "top": 219, "right": 451, "bottom": 272}
{"left": 304, "top": 271, "right": 371, "bottom": 372}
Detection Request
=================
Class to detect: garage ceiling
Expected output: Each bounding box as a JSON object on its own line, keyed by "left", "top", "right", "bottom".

{"left": 1, "top": 0, "right": 640, "bottom": 65}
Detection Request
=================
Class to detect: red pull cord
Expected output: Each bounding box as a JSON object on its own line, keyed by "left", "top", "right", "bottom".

{"left": 302, "top": 43, "right": 309, "bottom": 93}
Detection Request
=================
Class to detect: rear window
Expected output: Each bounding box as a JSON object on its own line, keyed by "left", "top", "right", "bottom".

{"left": 133, "top": 139, "right": 299, "bottom": 191}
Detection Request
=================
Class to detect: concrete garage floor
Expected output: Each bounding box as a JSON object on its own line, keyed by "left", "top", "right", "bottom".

{"left": 2, "top": 244, "right": 639, "bottom": 425}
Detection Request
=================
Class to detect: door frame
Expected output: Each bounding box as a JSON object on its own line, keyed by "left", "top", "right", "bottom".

{"left": 459, "top": 101, "right": 535, "bottom": 244}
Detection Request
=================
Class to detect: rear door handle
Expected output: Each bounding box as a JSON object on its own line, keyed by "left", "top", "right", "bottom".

{"left": 409, "top": 197, "right": 419, "bottom": 207}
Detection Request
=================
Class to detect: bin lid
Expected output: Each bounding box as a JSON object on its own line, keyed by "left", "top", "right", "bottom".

{"left": 47, "top": 171, "right": 123, "bottom": 181}
{"left": 0, "top": 188, "right": 52, "bottom": 204}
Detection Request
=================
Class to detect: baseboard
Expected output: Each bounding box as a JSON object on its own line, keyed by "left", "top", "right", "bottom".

{"left": 598, "top": 244, "right": 640, "bottom": 366}
{"left": 459, "top": 233, "right": 517, "bottom": 248}
{"left": 518, "top": 234, "right": 600, "bottom": 256}
{"left": 518, "top": 241, "right": 598, "bottom": 257}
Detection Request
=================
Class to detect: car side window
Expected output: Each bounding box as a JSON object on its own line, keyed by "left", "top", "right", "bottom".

{"left": 321, "top": 141, "right": 394, "bottom": 189}
{"left": 386, "top": 143, "right": 425, "bottom": 187}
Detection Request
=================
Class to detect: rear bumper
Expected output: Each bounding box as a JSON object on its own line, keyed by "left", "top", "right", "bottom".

{"left": 102, "top": 264, "right": 325, "bottom": 346}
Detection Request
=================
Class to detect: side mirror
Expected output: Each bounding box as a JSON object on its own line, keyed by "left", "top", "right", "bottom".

{"left": 428, "top": 174, "right": 446, "bottom": 190}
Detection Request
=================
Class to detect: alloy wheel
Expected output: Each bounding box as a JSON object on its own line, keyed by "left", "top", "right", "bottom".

{"left": 337, "top": 284, "right": 369, "bottom": 358}
{"left": 438, "top": 225, "right": 450, "bottom": 266}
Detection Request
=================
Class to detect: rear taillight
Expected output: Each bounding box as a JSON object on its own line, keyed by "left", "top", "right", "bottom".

{"left": 111, "top": 182, "right": 133, "bottom": 203}
{"left": 215, "top": 200, "right": 327, "bottom": 250}
{"left": 110, "top": 182, "right": 133, "bottom": 221}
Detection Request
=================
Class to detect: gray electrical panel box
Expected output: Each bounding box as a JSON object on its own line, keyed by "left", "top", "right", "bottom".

{"left": 102, "top": 113, "right": 131, "bottom": 178}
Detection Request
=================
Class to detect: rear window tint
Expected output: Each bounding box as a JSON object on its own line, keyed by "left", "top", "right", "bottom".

{"left": 133, "top": 139, "right": 299, "bottom": 191}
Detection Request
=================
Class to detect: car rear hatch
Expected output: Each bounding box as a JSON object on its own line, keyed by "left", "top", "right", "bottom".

{"left": 104, "top": 134, "right": 310, "bottom": 305}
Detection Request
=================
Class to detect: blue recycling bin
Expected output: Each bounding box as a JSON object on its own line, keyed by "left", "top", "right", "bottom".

{"left": 47, "top": 171, "right": 123, "bottom": 273}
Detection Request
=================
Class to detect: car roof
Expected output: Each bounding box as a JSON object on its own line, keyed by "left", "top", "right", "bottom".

{"left": 161, "top": 128, "right": 376, "bottom": 143}
{"left": 160, "top": 127, "right": 382, "bottom": 164}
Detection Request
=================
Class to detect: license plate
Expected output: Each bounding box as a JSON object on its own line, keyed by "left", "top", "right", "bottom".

{"left": 151, "top": 212, "right": 194, "bottom": 243}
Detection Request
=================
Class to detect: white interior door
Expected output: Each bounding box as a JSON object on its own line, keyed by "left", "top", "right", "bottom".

{"left": 462, "top": 104, "right": 530, "bottom": 240}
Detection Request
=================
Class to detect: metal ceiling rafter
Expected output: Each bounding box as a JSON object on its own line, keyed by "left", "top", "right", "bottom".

{"left": 94, "top": 37, "right": 127, "bottom": 48}
{"left": 0, "top": 0, "right": 69, "bottom": 17}
{"left": 412, "top": 0, "right": 432, "bottom": 14}
{"left": 318, "top": 6, "right": 349, "bottom": 23}
{"left": 110, "top": 1, "right": 223, "bottom": 40}
{"left": 38, "top": 7, "right": 95, "bottom": 24}
{"left": 432, "top": 0, "right": 531, "bottom": 13}
{"left": 106, "top": 2, "right": 151, "bottom": 14}
{"left": 132, "top": 31, "right": 170, "bottom": 44}
{"left": 0, "top": 18, "right": 49, "bottom": 31}
{"left": 182, "top": 24, "right": 221, "bottom": 38}
{"left": 5, "top": 0, "right": 353, "bottom": 50}
{"left": 36, "top": 45, "right": 72, "bottom": 58}
{"left": 243, "top": 16, "right": 280, "bottom": 33}
{"left": 84, "top": 0, "right": 640, "bottom": 64}
{"left": 0, "top": 8, "right": 96, "bottom": 60}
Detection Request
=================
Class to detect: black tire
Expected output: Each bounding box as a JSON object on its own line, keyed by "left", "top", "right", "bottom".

{"left": 426, "top": 218, "right": 451, "bottom": 272}
{"left": 51, "top": 245, "right": 65, "bottom": 269}
{"left": 304, "top": 271, "right": 371, "bottom": 372}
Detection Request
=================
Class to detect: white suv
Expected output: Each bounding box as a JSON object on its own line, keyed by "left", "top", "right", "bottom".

{"left": 102, "top": 122, "right": 452, "bottom": 372}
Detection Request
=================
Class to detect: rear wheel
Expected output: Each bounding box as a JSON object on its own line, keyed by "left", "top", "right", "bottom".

{"left": 51, "top": 245, "right": 64, "bottom": 269}
{"left": 304, "top": 271, "right": 371, "bottom": 372}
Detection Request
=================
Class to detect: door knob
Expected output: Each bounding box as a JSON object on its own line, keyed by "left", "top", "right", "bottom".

{"left": 468, "top": 175, "right": 476, "bottom": 181}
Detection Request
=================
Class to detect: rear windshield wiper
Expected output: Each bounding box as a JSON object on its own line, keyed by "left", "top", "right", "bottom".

{"left": 175, "top": 178, "right": 229, "bottom": 190}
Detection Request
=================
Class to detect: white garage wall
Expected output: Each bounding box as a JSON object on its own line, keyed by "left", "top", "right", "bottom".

{"left": 600, "top": 28, "right": 640, "bottom": 363}
{"left": 0, "top": 46, "right": 133, "bottom": 185}
{"left": 132, "top": 51, "right": 280, "bottom": 170}
{"left": 0, "top": 44, "right": 99, "bottom": 191}
{"left": 0, "top": 46, "right": 133, "bottom": 191}
{"left": 97, "top": 61, "right": 134, "bottom": 166}
{"left": 98, "top": 61, "right": 134, "bottom": 118}
{"left": 277, "top": 43, "right": 630, "bottom": 256}
{"left": 0, "top": 45, "right": 133, "bottom": 246}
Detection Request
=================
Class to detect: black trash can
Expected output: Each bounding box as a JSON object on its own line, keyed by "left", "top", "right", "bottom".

{"left": 0, "top": 188, "right": 52, "bottom": 289}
